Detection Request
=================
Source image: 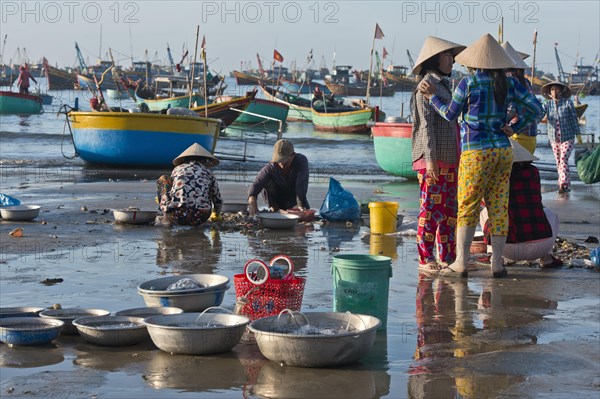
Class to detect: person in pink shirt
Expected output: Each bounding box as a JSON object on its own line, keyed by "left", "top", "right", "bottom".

{"left": 17, "top": 65, "right": 37, "bottom": 94}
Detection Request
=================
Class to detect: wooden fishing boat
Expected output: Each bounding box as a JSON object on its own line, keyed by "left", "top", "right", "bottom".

{"left": 123, "top": 78, "right": 206, "bottom": 112}
{"left": 191, "top": 90, "right": 257, "bottom": 126}
{"left": 67, "top": 111, "right": 220, "bottom": 167}
{"left": 233, "top": 98, "right": 289, "bottom": 124}
{"left": 232, "top": 70, "right": 278, "bottom": 85}
{"left": 311, "top": 103, "right": 384, "bottom": 134}
{"left": 280, "top": 79, "right": 331, "bottom": 95}
{"left": 370, "top": 121, "right": 417, "bottom": 179}
{"left": 260, "top": 85, "right": 313, "bottom": 122}
{"left": 0, "top": 91, "right": 43, "bottom": 114}
{"left": 325, "top": 81, "right": 396, "bottom": 97}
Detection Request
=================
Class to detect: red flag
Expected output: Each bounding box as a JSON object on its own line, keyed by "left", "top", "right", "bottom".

{"left": 382, "top": 47, "right": 389, "bottom": 59}
{"left": 273, "top": 49, "right": 284, "bottom": 63}
{"left": 374, "top": 23, "right": 384, "bottom": 40}
{"left": 201, "top": 35, "right": 206, "bottom": 49}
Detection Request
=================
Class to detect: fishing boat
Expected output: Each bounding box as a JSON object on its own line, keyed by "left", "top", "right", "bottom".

{"left": 67, "top": 111, "right": 221, "bottom": 167}
{"left": 191, "top": 90, "right": 257, "bottom": 126}
{"left": 280, "top": 79, "right": 331, "bottom": 95}
{"left": 233, "top": 98, "right": 289, "bottom": 124}
{"left": 260, "top": 85, "right": 313, "bottom": 122}
{"left": 123, "top": 77, "right": 207, "bottom": 112}
{"left": 370, "top": 120, "right": 417, "bottom": 179}
{"left": 325, "top": 81, "right": 397, "bottom": 97}
{"left": 0, "top": 91, "right": 43, "bottom": 114}
{"left": 233, "top": 70, "right": 278, "bottom": 85}
{"left": 311, "top": 101, "right": 384, "bottom": 134}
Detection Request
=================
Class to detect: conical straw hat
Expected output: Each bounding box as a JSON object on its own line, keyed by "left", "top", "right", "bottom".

{"left": 510, "top": 138, "right": 538, "bottom": 162}
{"left": 501, "top": 41, "right": 529, "bottom": 69}
{"left": 455, "top": 33, "right": 516, "bottom": 69}
{"left": 412, "top": 36, "right": 466, "bottom": 75}
{"left": 172, "top": 143, "right": 220, "bottom": 167}
{"left": 541, "top": 80, "right": 572, "bottom": 99}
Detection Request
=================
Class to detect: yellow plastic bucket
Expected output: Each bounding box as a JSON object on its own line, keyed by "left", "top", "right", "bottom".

{"left": 370, "top": 234, "right": 397, "bottom": 259}
{"left": 368, "top": 202, "right": 399, "bottom": 234}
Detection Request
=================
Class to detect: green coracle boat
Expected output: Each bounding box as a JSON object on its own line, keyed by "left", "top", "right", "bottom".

{"left": 0, "top": 91, "right": 43, "bottom": 115}
{"left": 370, "top": 121, "right": 417, "bottom": 179}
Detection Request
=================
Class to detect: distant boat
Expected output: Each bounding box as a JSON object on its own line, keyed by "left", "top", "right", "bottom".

{"left": 0, "top": 91, "right": 43, "bottom": 114}
{"left": 325, "top": 81, "right": 396, "bottom": 97}
{"left": 370, "top": 120, "right": 417, "bottom": 179}
{"left": 260, "top": 85, "right": 313, "bottom": 122}
{"left": 311, "top": 102, "right": 384, "bottom": 134}
{"left": 191, "top": 90, "right": 257, "bottom": 126}
{"left": 122, "top": 77, "right": 206, "bottom": 112}
{"left": 233, "top": 98, "right": 289, "bottom": 124}
{"left": 67, "top": 111, "right": 221, "bottom": 167}
{"left": 42, "top": 57, "right": 77, "bottom": 90}
{"left": 280, "top": 79, "right": 331, "bottom": 95}
{"left": 232, "top": 70, "right": 278, "bottom": 85}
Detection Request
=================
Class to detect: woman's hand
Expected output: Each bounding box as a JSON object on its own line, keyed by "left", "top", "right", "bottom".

{"left": 418, "top": 80, "right": 435, "bottom": 99}
{"left": 501, "top": 125, "right": 514, "bottom": 136}
{"left": 248, "top": 196, "right": 258, "bottom": 216}
{"left": 426, "top": 160, "right": 439, "bottom": 182}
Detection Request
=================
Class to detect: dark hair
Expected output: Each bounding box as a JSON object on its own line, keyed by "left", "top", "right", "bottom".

{"left": 489, "top": 69, "right": 508, "bottom": 108}
{"left": 507, "top": 68, "right": 527, "bottom": 87}
{"left": 416, "top": 53, "right": 452, "bottom": 83}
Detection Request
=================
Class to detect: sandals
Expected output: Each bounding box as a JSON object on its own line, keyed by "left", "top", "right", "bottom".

{"left": 418, "top": 261, "right": 442, "bottom": 275}
{"left": 438, "top": 267, "right": 468, "bottom": 279}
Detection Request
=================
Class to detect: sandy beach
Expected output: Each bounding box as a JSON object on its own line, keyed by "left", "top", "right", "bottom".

{"left": 0, "top": 173, "right": 599, "bottom": 398}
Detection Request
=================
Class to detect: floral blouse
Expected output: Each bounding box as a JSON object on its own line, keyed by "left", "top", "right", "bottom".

{"left": 161, "top": 161, "right": 222, "bottom": 213}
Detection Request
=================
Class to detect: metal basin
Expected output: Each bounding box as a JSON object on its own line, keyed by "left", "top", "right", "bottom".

{"left": 73, "top": 316, "right": 149, "bottom": 346}
{"left": 137, "top": 274, "right": 229, "bottom": 295}
{"left": 0, "top": 205, "right": 41, "bottom": 221}
{"left": 112, "top": 209, "right": 157, "bottom": 225}
{"left": 0, "top": 317, "right": 64, "bottom": 346}
{"left": 39, "top": 308, "right": 110, "bottom": 335}
{"left": 139, "top": 285, "right": 229, "bottom": 312}
{"left": 0, "top": 307, "right": 45, "bottom": 319}
{"left": 249, "top": 312, "right": 381, "bottom": 367}
{"left": 144, "top": 313, "right": 250, "bottom": 355}
{"left": 257, "top": 212, "right": 299, "bottom": 229}
{"left": 221, "top": 202, "right": 248, "bottom": 213}
{"left": 115, "top": 307, "right": 183, "bottom": 318}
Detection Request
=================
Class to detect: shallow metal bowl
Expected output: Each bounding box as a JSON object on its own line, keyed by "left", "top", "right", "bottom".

{"left": 0, "top": 205, "right": 42, "bottom": 221}
{"left": 114, "top": 307, "right": 183, "bottom": 318}
{"left": 221, "top": 202, "right": 248, "bottom": 213}
{"left": 257, "top": 212, "right": 300, "bottom": 229}
{"left": 0, "top": 307, "right": 45, "bottom": 319}
{"left": 39, "top": 308, "right": 110, "bottom": 335}
{"left": 137, "top": 274, "right": 230, "bottom": 295}
{"left": 112, "top": 209, "right": 157, "bottom": 225}
{"left": 249, "top": 312, "right": 381, "bottom": 367}
{"left": 139, "top": 285, "right": 229, "bottom": 312}
{"left": 73, "top": 316, "right": 149, "bottom": 346}
{"left": 0, "top": 317, "right": 64, "bottom": 346}
{"left": 144, "top": 313, "right": 250, "bottom": 355}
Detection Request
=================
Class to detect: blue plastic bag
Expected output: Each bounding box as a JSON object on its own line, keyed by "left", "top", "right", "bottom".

{"left": 591, "top": 247, "right": 600, "bottom": 267}
{"left": 319, "top": 178, "right": 361, "bottom": 222}
{"left": 0, "top": 194, "right": 20, "bottom": 207}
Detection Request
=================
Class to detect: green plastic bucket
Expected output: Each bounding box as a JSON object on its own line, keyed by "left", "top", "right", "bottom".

{"left": 331, "top": 254, "right": 392, "bottom": 330}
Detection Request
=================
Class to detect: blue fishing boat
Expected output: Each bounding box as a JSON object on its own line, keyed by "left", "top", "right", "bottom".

{"left": 67, "top": 111, "right": 221, "bottom": 167}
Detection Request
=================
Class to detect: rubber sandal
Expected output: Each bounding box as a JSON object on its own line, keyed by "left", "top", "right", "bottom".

{"left": 540, "top": 255, "right": 563, "bottom": 269}
{"left": 438, "top": 267, "right": 468, "bottom": 279}
{"left": 492, "top": 267, "right": 508, "bottom": 278}
{"left": 418, "top": 261, "right": 441, "bottom": 275}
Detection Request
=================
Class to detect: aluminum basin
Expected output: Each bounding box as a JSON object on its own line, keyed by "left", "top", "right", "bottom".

{"left": 115, "top": 307, "right": 183, "bottom": 318}
{"left": 144, "top": 313, "right": 250, "bottom": 355}
{"left": 73, "top": 316, "right": 149, "bottom": 346}
{"left": 39, "top": 308, "right": 110, "bottom": 335}
{"left": 257, "top": 212, "right": 299, "bottom": 229}
{"left": 0, "top": 205, "right": 41, "bottom": 221}
{"left": 0, "top": 317, "right": 64, "bottom": 346}
{"left": 139, "top": 285, "right": 229, "bottom": 312}
{"left": 0, "top": 307, "right": 45, "bottom": 319}
{"left": 138, "top": 274, "right": 229, "bottom": 295}
{"left": 249, "top": 312, "right": 381, "bottom": 367}
{"left": 113, "top": 209, "right": 157, "bottom": 224}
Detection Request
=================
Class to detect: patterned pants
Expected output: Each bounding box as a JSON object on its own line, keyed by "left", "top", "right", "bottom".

{"left": 458, "top": 148, "right": 512, "bottom": 236}
{"left": 550, "top": 140, "right": 574, "bottom": 189}
{"left": 157, "top": 175, "right": 210, "bottom": 226}
{"left": 416, "top": 168, "right": 458, "bottom": 264}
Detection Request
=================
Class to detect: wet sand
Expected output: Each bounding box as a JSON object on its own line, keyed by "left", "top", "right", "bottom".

{"left": 1, "top": 177, "right": 599, "bottom": 398}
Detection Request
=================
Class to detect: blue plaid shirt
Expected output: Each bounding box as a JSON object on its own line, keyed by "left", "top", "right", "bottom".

{"left": 543, "top": 98, "right": 580, "bottom": 143}
{"left": 430, "top": 71, "right": 543, "bottom": 151}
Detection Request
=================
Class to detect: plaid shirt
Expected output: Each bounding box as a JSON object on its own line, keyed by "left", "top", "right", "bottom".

{"left": 484, "top": 163, "right": 553, "bottom": 243}
{"left": 430, "top": 71, "right": 543, "bottom": 152}
{"left": 507, "top": 78, "right": 538, "bottom": 136}
{"left": 543, "top": 98, "right": 580, "bottom": 143}
{"left": 411, "top": 72, "right": 459, "bottom": 165}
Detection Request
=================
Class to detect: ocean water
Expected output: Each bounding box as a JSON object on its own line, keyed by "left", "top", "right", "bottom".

{"left": 1, "top": 77, "right": 598, "bottom": 184}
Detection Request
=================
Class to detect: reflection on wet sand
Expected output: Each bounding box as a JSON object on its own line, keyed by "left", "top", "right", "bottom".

{"left": 245, "top": 225, "right": 312, "bottom": 272}
{"left": 155, "top": 227, "right": 222, "bottom": 273}
{"left": 0, "top": 343, "right": 64, "bottom": 369}
{"left": 320, "top": 222, "right": 360, "bottom": 252}
{"left": 408, "top": 275, "right": 559, "bottom": 398}
{"left": 72, "top": 340, "right": 155, "bottom": 372}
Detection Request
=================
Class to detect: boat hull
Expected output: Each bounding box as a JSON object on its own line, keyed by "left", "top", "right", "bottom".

{"left": 260, "top": 86, "right": 312, "bottom": 122}
{"left": 311, "top": 108, "right": 375, "bottom": 134}
{"left": 0, "top": 91, "right": 43, "bottom": 114}
{"left": 138, "top": 94, "right": 206, "bottom": 112}
{"left": 68, "top": 112, "right": 220, "bottom": 167}
{"left": 234, "top": 98, "right": 289, "bottom": 124}
{"left": 371, "top": 122, "right": 418, "bottom": 179}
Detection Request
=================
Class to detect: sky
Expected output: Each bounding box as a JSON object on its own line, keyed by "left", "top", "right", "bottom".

{"left": 1, "top": 0, "right": 599, "bottom": 77}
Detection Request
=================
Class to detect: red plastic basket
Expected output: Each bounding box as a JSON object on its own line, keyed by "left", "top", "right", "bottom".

{"left": 234, "top": 256, "right": 306, "bottom": 321}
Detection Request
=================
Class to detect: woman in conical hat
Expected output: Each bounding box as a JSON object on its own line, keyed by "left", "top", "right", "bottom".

{"left": 156, "top": 143, "right": 223, "bottom": 226}
{"left": 410, "top": 36, "right": 465, "bottom": 274}
{"left": 501, "top": 41, "right": 538, "bottom": 154}
{"left": 540, "top": 80, "right": 580, "bottom": 194}
{"left": 418, "top": 33, "right": 543, "bottom": 279}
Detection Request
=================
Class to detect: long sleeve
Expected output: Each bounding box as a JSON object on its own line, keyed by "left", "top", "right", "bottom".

{"left": 248, "top": 164, "right": 272, "bottom": 198}
{"left": 294, "top": 155, "right": 310, "bottom": 208}
{"left": 210, "top": 173, "right": 223, "bottom": 213}
{"left": 509, "top": 79, "right": 544, "bottom": 133}
{"left": 415, "top": 91, "right": 437, "bottom": 161}
{"left": 429, "top": 77, "right": 468, "bottom": 122}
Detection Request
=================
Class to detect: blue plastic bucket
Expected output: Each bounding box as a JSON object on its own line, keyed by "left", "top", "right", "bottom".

{"left": 332, "top": 254, "right": 392, "bottom": 330}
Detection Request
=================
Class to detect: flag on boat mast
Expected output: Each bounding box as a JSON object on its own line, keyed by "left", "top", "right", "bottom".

{"left": 274, "top": 49, "right": 284, "bottom": 63}
{"left": 382, "top": 47, "right": 389, "bottom": 59}
{"left": 374, "top": 23, "right": 384, "bottom": 40}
